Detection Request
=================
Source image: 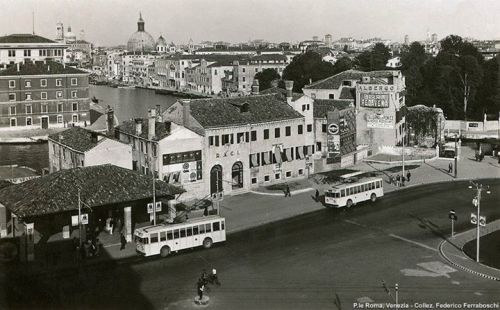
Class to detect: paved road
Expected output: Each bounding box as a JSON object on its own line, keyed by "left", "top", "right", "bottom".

{"left": 3, "top": 180, "right": 500, "bottom": 310}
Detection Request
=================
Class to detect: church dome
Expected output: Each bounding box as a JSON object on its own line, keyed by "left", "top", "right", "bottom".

{"left": 65, "top": 26, "right": 77, "bottom": 43}
{"left": 127, "top": 13, "right": 155, "bottom": 52}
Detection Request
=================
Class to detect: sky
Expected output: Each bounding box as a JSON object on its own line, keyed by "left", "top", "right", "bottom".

{"left": 0, "top": 0, "right": 499, "bottom": 46}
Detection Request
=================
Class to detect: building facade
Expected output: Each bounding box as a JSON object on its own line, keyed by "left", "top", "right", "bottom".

{"left": 0, "top": 34, "right": 67, "bottom": 66}
{"left": 0, "top": 61, "right": 90, "bottom": 131}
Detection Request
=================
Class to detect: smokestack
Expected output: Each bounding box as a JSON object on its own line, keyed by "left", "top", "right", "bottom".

{"left": 284, "top": 80, "right": 293, "bottom": 99}
{"left": 106, "top": 106, "right": 114, "bottom": 136}
{"left": 148, "top": 108, "right": 156, "bottom": 140}
{"left": 181, "top": 100, "right": 190, "bottom": 128}
{"left": 135, "top": 118, "right": 143, "bottom": 136}
{"left": 251, "top": 79, "right": 259, "bottom": 95}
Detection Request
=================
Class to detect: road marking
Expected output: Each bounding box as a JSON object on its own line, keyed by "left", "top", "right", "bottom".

{"left": 343, "top": 219, "right": 368, "bottom": 228}
{"left": 389, "top": 233, "right": 438, "bottom": 252}
{"left": 357, "top": 296, "right": 374, "bottom": 303}
{"left": 451, "top": 280, "right": 460, "bottom": 285}
{"left": 401, "top": 261, "right": 456, "bottom": 278}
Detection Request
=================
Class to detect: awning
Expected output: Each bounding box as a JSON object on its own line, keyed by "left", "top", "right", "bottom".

{"left": 250, "top": 154, "right": 259, "bottom": 167}
{"left": 274, "top": 147, "right": 282, "bottom": 164}
{"left": 297, "top": 146, "right": 304, "bottom": 159}
{"left": 282, "top": 148, "right": 289, "bottom": 162}
{"left": 307, "top": 145, "right": 314, "bottom": 155}
{"left": 262, "top": 152, "right": 270, "bottom": 165}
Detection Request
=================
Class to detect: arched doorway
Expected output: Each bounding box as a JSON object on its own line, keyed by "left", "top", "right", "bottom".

{"left": 210, "top": 165, "right": 223, "bottom": 194}
{"left": 232, "top": 161, "right": 243, "bottom": 189}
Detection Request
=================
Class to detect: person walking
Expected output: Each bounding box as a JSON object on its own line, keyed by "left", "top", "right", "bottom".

{"left": 396, "top": 174, "right": 401, "bottom": 187}
{"left": 120, "top": 233, "right": 127, "bottom": 251}
{"left": 406, "top": 170, "right": 411, "bottom": 183}
{"left": 315, "top": 189, "right": 320, "bottom": 202}
{"left": 448, "top": 162, "right": 453, "bottom": 173}
{"left": 285, "top": 184, "right": 291, "bottom": 197}
{"left": 401, "top": 175, "right": 406, "bottom": 187}
{"left": 197, "top": 280, "right": 205, "bottom": 301}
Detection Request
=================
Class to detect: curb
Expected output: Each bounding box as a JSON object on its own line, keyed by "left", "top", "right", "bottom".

{"left": 363, "top": 155, "right": 438, "bottom": 165}
{"left": 250, "top": 187, "right": 315, "bottom": 197}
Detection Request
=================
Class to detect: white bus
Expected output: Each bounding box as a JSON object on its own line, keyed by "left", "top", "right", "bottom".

{"left": 134, "top": 215, "right": 226, "bottom": 257}
{"left": 324, "top": 177, "right": 384, "bottom": 208}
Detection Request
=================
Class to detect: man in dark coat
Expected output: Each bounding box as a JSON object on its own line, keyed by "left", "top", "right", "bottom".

{"left": 120, "top": 233, "right": 127, "bottom": 251}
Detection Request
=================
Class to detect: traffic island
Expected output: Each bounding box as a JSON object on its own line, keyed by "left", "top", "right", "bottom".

{"left": 194, "top": 295, "right": 210, "bottom": 306}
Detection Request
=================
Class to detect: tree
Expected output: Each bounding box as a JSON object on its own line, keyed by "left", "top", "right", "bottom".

{"left": 400, "top": 42, "right": 428, "bottom": 106}
{"left": 254, "top": 68, "right": 280, "bottom": 91}
{"left": 354, "top": 43, "right": 391, "bottom": 71}
{"left": 282, "top": 51, "right": 336, "bottom": 92}
{"left": 332, "top": 57, "right": 354, "bottom": 75}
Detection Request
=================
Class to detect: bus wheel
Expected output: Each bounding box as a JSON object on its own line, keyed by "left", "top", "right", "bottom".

{"left": 160, "top": 246, "right": 171, "bottom": 258}
{"left": 346, "top": 199, "right": 353, "bottom": 208}
{"left": 370, "top": 193, "right": 377, "bottom": 202}
{"left": 203, "top": 237, "right": 213, "bottom": 249}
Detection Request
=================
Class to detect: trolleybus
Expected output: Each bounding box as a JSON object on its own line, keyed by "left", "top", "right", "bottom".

{"left": 324, "top": 177, "right": 384, "bottom": 208}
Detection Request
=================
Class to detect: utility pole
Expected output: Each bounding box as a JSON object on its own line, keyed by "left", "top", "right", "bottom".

{"left": 454, "top": 135, "right": 458, "bottom": 178}
{"left": 469, "top": 181, "right": 491, "bottom": 262}
{"left": 395, "top": 283, "right": 399, "bottom": 308}
{"left": 402, "top": 117, "right": 406, "bottom": 178}
{"left": 152, "top": 167, "right": 156, "bottom": 225}
{"left": 78, "top": 189, "right": 82, "bottom": 246}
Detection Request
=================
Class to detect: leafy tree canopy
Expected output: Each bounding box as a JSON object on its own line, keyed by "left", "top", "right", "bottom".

{"left": 254, "top": 68, "right": 280, "bottom": 91}
{"left": 282, "top": 51, "right": 336, "bottom": 92}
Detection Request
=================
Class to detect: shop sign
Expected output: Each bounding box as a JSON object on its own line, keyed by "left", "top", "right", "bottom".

{"left": 366, "top": 113, "right": 394, "bottom": 129}
{"left": 215, "top": 150, "right": 240, "bottom": 158}
{"left": 163, "top": 150, "right": 202, "bottom": 166}
{"left": 360, "top": 93, "right": 390, "bottom": 108}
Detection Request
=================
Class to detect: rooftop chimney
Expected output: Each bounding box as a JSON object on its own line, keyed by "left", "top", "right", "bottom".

{"left": 90, "top": 132, "right": 98, "bottom": 143}
{"left": 106, "top": 106, "right": 114, "bottom": 136}
{"left": 284, "top": 80, "right": 294, "bottom": 99}
{"left": 135, "top": 118, "right": 143, "bottom": 136}
{"left": 181, "top": 100, "right": 191, "bottom": 128}
{"left": 251, "top": 79, "right": 259, "bottom": 95}
{"left": 148, "top": 108, "right": 156, "bottom": 140}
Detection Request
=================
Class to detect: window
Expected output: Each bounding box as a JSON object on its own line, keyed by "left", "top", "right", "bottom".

{"left": 72, "top": 114, "right": 78, "bottom": 123}
{"left": 242, "top": 77, "right": 246, "bottom": 82}
{"left": 40, "top": 79, "right": 47, "bottom": 87}
{"left": 150, "top": 233, "right": 158, "bottom": 243}
{"left": 209, "top": 136, "right": 214, "bottom": 146}
{"left": 167, "top": 230, "right": 173, "bottom": 240}
{"left": 57, "top": 115, "right": 63, "bottom": 123}
{"left": 213, "top": 222, "right": 220, "bottom": 232}
{"left": 25, "top": 93, "right": 32, "bottom": 100}
{"left": 341, "top": 189, "right": 345, "bottom": 197}
{"left": 186, "top": 226, "right": 192, "bottom": 236}
{"left": 8, "top": 93, "right": 15, "bottom": 101}
{"left": 322, "top": 124, "right": 327, "bottom": 132}
{"left": 205, "top": 224, "right": 211, "bottom": 233}
{"left": 152, "top": 143, "right": 157, "bottom": 157}
{"left": 160, "top": 231, "right": 166, "bottom": 241}
{"left": 251, "top": 177, "right": 257, "bottom": 184}
{"left": 285, "top": 126, "right": 291, "bottom": 136}
{"left": 193, "top": 226, "right": 199, "bottom": 235}
{"left": 41, "top": 92, "right": 47, "bottom": 100}
{"left": 173, "top": 229, "right": 180, "bottom": 239}
{"left": 275, "top": 127, "right": 280, "bottom": 138}
{"left": 250, "top": 130, "right": 257, "bottom": 141}
{"left": 180, "top": 228, "right": 186, "bottom": 238}
{"left": 307, "top": 124, "right": 313, "bottom": 132}
{"left": 9, "top": 80, "right": 15, "bottom": 88}
{"left": 245, "top": 132, "right": 249, "bottom": 142}
{"left": 57, "top": 103, "right": 63, "bottom": 112}
{"left": 71, "top": 78, "right": 78, "bottom": 86}
{"left": 242, "top": 68, "right": 246, "bottom": 73}
{"left": 41, "top": 104, "right": 48, "bottom": 113}
{"left": 286, "top": 171, "right": 292, "bottom": 178}
{"left": 298, "top": 124, "right": 303, "bottom": 135}
{"left": 317, "top": 142, "right": 322, "bottom": 151}
{"left": 56, "top": 91, "right": 63, "bottom": 98}
{"left": 221, "top": 221, "right": 225, "bottom": 230}
{"left": 56, "top": 79, "right": 62, "bottom": 86}
{"left": 8, "top": 50, "right": 15, "bottom": 57}
{"left": 71, "top": 91, "right": 77, "bottom": 98}
{"left": 263, "top": 129, "right": 269, "bottom": 140}
{"left": 10, "top": 118, "right": 16, "bottom": 127}
{"left": 214, "top": 135, "right": 220, "bottom": 146}
{"left": 25, "top": 104, "right": 32, "bottom": 114}
{"left": 23, "top": 50, "right": 31, "bottom": 57}
{"left": 264, "top": 175, "right": 270, "bottom": 182}
{"left": 25, "top": 81, "right": 31, "bottom": 88}
{"left": 9, "top": 106, "right": 16, "bottom": 115}
{"left": 275, "top": 173, "right": 280, "bottom": 179}
{"left": 376, "top": 181, "right": 381, "bottom": 188}
{"left": 329, "top": 94, "right": 334, "bottom": 99}
{"left": 199, "top": 224, "right": 205, "bottom": 234}
{"left": 237, "top": 132, "right": 245, "bottom": 143}
{"left": 298, "top": 169, "right": 304, "bottom": 175}
{"left": 222, "top": 134, "right": 230, "bottom": 145}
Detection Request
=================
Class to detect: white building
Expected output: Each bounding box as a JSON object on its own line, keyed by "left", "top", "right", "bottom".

{"left": 0, "top": 34, "right": 67, "bottom": 66}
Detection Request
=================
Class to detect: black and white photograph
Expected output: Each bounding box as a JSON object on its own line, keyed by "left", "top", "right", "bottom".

{"left": 0, "top": 0, "right": 500, "bottom": 309}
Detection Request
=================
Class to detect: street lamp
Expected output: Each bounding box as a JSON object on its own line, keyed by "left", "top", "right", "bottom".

{"left": 454, "top": 134, "right": 458, "bottom": 178}
{"left": 468, "top": 181, "right": 491, "bottom": 262}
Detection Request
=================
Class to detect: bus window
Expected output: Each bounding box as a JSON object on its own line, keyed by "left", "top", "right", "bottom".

{"left": 213, "top": 222, "right": 220, "bottom": 231}
{"left": 369, "top": 182, "right": 373, "bottom": 190}
{"left": 221, "top": 221, "right": 225, "bottom": 230}
{"left": 357, "top": 185, "right": 361, "bottom": 193}
{"left": 353, "top": 187, "right": 358, "bottom": 194}
{"left": 193, "top": 226, "right": 199, "bottom": 235}
{"left": 167, "top": 230, "right": 173, "bottom": 240}
{"left": 341, "top": 189, "right": 345, "bottom": 197}
{"left": 180, "top": 228, "right": 186, "bottom": 238}
{"left": 135, "top": 236, "right": 149, "bottom": 244}
{"left": 206, "top": 223, "right": 212, "bottom": 233}
{"left": 187, "top": 226, "right": 193, "bottom": 236}
{"left": 150, "top": 233, "right": 159, "bottom": 243}
{"left": 376, "top": 181, "right": 380, "bottom": 188}
{"left": 362, "top": 184, "right": 366, "bottom": 192}
{"left": 174, "top": 229, "right": 180, "bottom": 239}
{"left": 160, "top": 231, "right": 166, "bottom": 242}
{"left": 199, "top": 224, "right": 205, "bottom": 234}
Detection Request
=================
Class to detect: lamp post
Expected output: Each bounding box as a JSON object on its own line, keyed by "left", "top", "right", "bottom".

{"left": 454, "top": 134, "right": 458, "bottom": 178}
{"left": 468, "top": 181, "right": 491, "bottom": 262}
{"left": 402, "top": 117, "right": 406, "bottom": 178}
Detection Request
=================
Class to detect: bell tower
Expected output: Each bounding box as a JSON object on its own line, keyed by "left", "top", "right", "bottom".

{"left": 137, "top": 12, "right": 145, "bottom": 32}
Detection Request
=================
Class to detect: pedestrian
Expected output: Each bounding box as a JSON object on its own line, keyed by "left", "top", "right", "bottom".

{"left": 106, "top": 217, "right": 113, "bottom": 235}
{"left": 448, "top": 162, "right": 453, "bottom": 173}
{"left": 201, "top": 269, "right": 209, "bottom": 284}
{"left": 120, "top": 233, "right": 127, "bottom": 251}
{"left": 315, "top": 189, "right": 320, "bottom": 202}
{"left": 83, "top": 240, "right": 91, "bottom": 258}
{"left": 401, "top": 175, "right": 406, "bottom": 187}
{"left": 197, "top": 280, "right": 204, "bottom": 300}
{"left": 285, "top": 184, "right": 291, "bottom": 197}
{"left": 396, "top": 174, "right": 400, "bottom": 187}
{"left": 94, "top": 238, "right": 102, "bottom": 257}
{"left": 211, "top": 268, "right": 220, "bottom": 286}
{"left": 203, "top": 206, "right": 209, "bottom": 217}
{"left": 406, "top": 170, "right": 411, "bottom": 183}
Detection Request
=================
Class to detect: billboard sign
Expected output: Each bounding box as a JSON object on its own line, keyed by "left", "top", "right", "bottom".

{"left": 360, "top": 93, "right": 390, "bottom": 108}
{"left": 327, "top": 111, "right": 341, "bottom": 162}
{"left": 366, "top": 113, "right": 395, "bottom": 129}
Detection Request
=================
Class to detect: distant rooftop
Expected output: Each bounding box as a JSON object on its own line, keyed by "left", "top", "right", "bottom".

{"left": 304, "top": 69, "right": 398, "bottom": 90}
{"left": 0, "top": 33, "right": 57, "bottom": 44}
{"left": 0, "top": 61, "right": 87, "bottom": 76}
{"left": 116, "top": 118, "right": 171, "bottom": 141}
{"left": 313, "top": 99, "right": 353, "bottom": 118}
{"left": 48, "top": 127, "right": 113, "bottom": 153}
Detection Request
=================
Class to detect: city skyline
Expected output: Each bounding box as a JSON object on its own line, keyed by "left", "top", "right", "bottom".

{"left": 0, "top": 0, "right": 499, "bottom": 46}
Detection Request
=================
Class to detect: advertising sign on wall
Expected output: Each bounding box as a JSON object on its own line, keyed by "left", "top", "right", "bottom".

{"left": 327, "top": 111, "right": 341, "bottom": 162}
{"left": 366, "top": 113, "right": 395, "bottom": 129}
{"left": 360, "top": 93, "right": 390, "bottom": 108}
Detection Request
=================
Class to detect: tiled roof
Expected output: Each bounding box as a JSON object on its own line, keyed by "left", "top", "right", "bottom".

{"left": 313, "top": 99, "right": 353, "bottom": 118}
{"left": 0, "top": 180, "right": 12, "bottom": 190}
{"left": 0, "top": 164, "right": 184, "bottom": 218}
{"left": 303, "top": 69, "right": 397, "bottom": 90}
{"left": 183, "top": 94, "right": 303, "bottom": 128}
{"left": 48, "top": 127, "right": 107, "bottom": 153}
{"left": 116, "top": 118, "right": 171, "bottom": 140}
{"left": 0, "top": 34, "right": 56, "bottom": 44}
{"left": 339, "top": 87, "right": 356, "bottom": 100}
{"left": 0, "top": 61, "right": 87, "bottom": 76}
